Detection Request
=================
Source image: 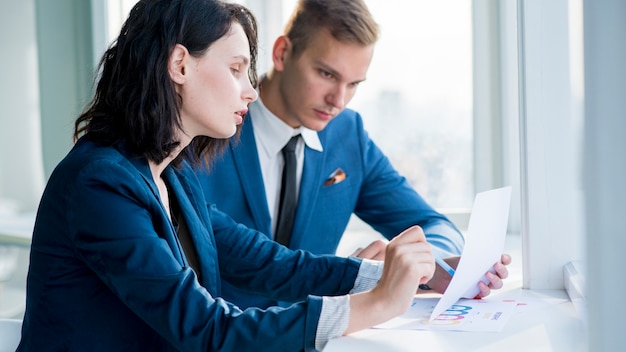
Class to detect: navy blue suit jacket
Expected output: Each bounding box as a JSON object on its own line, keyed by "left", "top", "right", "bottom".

{"left": 18, "top": 137, "right": 361, "bottom": 352}
{"left": 199, "top": 108, "right": 464, "bottom": 309}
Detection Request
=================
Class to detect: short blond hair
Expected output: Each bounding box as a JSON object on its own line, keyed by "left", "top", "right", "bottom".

{"left": 284, "top": 0, "right": 379, "bottom": 57}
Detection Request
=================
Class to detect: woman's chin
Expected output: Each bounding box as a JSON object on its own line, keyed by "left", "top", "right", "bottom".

{"left": 209, "top": 128, "right": 237, "bottom": 139}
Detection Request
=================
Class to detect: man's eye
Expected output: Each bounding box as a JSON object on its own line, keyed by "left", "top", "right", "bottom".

{"left": 320, "top": 70, "right": 333, "bottom": 78}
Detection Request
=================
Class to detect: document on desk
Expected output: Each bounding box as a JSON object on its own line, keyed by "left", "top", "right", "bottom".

{"left": 374, "top": 297, "right": 518, "bottom": 332}
{"left": 374, "top": 187, "right": 513, "bottom": 332}
{"left": 430, "top": 186, "right": 512, "bottom": 321}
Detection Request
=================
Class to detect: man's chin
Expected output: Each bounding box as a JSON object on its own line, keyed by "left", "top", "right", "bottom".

{"left": 304, "top": 119, "right": 332, "bottom": 132}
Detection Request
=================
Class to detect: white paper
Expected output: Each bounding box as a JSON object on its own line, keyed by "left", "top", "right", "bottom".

{"left": 375, "top": 297, "right": 518, "bottom": 332}
{"left": 429, "top": 186, "right": 512, "bottom": 321}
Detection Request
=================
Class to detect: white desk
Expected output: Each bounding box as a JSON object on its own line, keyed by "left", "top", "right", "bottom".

{"left": 324, "top": 288, "right": 585, "bottom": 352}
{"left": 328, "top": 232, "right": 587, "bottom": 351}
{"left": 0, "top": 212, "right": 34, "bottom": 247}
{"left": 0, "top": 212, "right": 33, "bottom": 318}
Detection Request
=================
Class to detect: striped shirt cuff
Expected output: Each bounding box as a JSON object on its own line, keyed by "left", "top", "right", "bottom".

{"left": 314, "top": 260, "right": 384, "bottom": 350}
{"left": 315, "top": 295, "right": 350, "bottom": 351}
{"left": 350, "top": 258, "right": 384, "bottom": 293}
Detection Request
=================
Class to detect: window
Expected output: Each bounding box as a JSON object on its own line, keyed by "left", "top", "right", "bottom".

{"left": 355, "top": 1, "right": 474, "bottom": 211}
{"left": 282, "top": 0, "right": 476, "bottom": 211}
{"left": 100, "top": 0, "right": 140, "bottom": 47}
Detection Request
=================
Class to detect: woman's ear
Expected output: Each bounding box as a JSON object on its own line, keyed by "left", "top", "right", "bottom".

{"left": 272, "top": 36, "right": 291, "bottom": 72}
{"left": 168, "top": 44, "right": 189, "bottom": 84}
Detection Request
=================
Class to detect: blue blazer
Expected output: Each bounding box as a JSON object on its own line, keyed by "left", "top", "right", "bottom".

{"left": 199, "top": 108, "right": 464, "bottom": 309}
{"left": 18, "top": 137, "right": 361, "bottom": 352}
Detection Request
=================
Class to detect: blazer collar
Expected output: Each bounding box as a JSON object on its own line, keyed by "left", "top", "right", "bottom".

{"left": 113, "top": 141, "right": 162, "bottom": 201}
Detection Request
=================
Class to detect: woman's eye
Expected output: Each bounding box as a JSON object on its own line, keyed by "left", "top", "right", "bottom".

{"left": 231, "top": 66, "right": 241, "bottom": 74}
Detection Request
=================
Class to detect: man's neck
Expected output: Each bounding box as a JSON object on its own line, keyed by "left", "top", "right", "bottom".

{"left": 258, "top": 71, "right": 295, "bottom": 128}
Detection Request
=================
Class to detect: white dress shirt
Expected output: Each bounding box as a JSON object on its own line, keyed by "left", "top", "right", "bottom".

{"left": 248, "top": 90, "right": 384, "bottom": 351}
{"left": 248, "top": 96, "right": 323, "bottom": 237}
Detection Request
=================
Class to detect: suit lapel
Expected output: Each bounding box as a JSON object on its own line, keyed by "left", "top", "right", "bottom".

{"left": 166, "top": 166, "right": 220, "bottom": 290}
{"left": 231, "top": 117, "right": 273, "bottom": 236}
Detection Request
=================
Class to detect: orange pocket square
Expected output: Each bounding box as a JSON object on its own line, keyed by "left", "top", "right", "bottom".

{"left": 323, "top": 168, "right": 346, "bottom": 186}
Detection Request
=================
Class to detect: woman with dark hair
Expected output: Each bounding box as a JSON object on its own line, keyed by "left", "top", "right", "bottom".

{"left": 17, "top": 1, "right": 438, "bottom": 351}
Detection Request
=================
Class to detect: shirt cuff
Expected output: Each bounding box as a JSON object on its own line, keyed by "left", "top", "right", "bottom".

{"left": 349, "top": 258, "right": 384, "bottom": 294}
{"left": 315, "top": 295, "right": 350, "bottom": 351}
{"left": 423, "top": 222, "right": 465, "bottom": 256}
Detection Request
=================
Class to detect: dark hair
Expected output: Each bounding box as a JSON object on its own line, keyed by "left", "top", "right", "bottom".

{"left": 74, "top": 0, "right": 258, "bottom": 168}
{"left": 284, "top": 0, "right": 378, "bottom": 57}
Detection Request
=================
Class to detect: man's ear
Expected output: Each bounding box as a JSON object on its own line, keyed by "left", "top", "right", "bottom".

{"left": 272, "top": 36, "right": 292, "bottom": 72}
{"left": 168, "top": 44, "right": 189, "bottom": 84}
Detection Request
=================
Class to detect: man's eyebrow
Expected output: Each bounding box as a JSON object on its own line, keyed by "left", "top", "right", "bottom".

{"left": 315, "top": 60, "right": 367, "bottom": 84}
{"left": 351, "top": 77, "right": 368, "bottom": 85}
{"left": 315, "top": 60, "right": 341, "bottom": 77}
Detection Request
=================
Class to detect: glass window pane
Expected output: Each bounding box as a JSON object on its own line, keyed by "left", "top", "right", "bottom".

{"left": 351, "top": 0, "right": 474, "bottom": 209}
{"left": 106, "top": 0, "right": 140, "bottom": 44}
{"left": 278, "top": 0, "right": 474, "bottom": 209}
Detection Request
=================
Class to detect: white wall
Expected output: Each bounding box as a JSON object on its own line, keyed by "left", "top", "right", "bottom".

{"left": 35, "top": 0, "right": 96, "bottom": 179}
{"left": 583, "top": 0, "right": 626, "bottom": 349}
{"left": 0, "top": 0, "right": 95, "bottom": 212}
{"left": 1, "top": 0, "right": 97, "bottom": 320}
{"left": 517, "top": 0, "right": 585, "bottom": 290}
{"left": 0, "top": 0, "right": 45, "bottom": 212}
{"left": 0, "top": 1, "right": 43, "bottom": 319}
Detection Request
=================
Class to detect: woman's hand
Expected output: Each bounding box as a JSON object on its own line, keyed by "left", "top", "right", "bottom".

{"left": 345, "top": 226, "right": 434, "bottom": 334}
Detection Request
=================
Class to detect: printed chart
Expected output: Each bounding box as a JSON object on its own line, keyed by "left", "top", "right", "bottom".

{"left": 374, "top": 297, "right": 518, "bottom": 332}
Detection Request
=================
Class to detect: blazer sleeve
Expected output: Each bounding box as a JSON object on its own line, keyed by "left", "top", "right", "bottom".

{"left": 351, "top": 113, "right": 465, "bottom": 256}
{"left": 208, "top": 205, "right": 362, "bottom": 301}
{"left": 66, "top": 159, "right": 348, "bottom": 352}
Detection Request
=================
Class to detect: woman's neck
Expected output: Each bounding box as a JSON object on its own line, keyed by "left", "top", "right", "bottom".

{"left": 148, "top": 140, "right": 185, "bottom": 220}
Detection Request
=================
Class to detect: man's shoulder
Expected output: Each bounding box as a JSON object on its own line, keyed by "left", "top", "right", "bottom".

{"left": 326, "top": 108, "right": 364, "bottom": 130}
{"left": 335, "top": 107, "right": 361, "bottom": 121}
{"left": 316, "top": 109, "right": 369, "bottom": 146}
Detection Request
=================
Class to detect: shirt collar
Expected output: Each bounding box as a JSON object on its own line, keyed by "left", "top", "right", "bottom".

{"left": 249, "top": 94, "right": 323, "bottom": 158}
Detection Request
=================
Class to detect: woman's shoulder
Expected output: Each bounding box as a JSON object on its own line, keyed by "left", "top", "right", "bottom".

{"left": 58, "top": 138, "right": 122, "bottom": 170}
{"left": 51, "top": 137, "right": 147, "bottom": 185}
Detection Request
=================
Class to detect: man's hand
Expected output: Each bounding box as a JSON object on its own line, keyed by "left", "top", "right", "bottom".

{"left": 418, "top": 253, "right": 512, "bottom": 298}
{"left": 476, "top": 253, "right": 511, "bottom": 297}
{"left": 417, "top": 256, "right": 459, "bottom": 294}
{"left": 350, "top": 239, "right": 388, "bottom": 260}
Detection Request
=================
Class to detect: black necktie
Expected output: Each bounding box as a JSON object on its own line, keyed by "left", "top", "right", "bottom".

{"left": 275, "top": 135, "right": 300, "bottom": 246}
